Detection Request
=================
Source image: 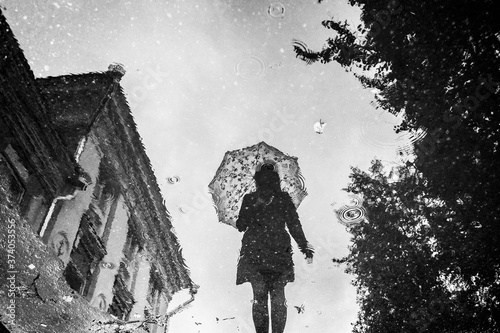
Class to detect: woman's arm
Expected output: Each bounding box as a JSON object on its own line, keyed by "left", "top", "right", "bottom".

{"left": 283, "top": 193, "right": 314, "bottom": 258}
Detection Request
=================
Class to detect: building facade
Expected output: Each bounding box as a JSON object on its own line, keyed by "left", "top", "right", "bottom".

{"left": 1, "top": 9, "right": 194, "bottom": 332}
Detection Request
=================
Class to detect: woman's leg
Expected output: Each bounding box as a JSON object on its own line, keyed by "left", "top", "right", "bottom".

{"left": 251, "top": 279, "right": 270, "bottom": 333}
{"left": 269, "top": 281, "right": 287, "bottom": 333}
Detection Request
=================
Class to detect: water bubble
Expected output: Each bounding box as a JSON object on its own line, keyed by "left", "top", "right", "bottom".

{"left": 332, "top": 194, "right": 367, "bottom": 226}
{"left": 267, "top": 2, "right": 286, "bottom": 19}
{"left": 233, "top": 54, "right": 267, "bottom": 80}
{"left": 167, "top": 175, "right": 181, "bottom": 184}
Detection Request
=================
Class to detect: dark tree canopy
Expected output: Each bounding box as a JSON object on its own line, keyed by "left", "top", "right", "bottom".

{"left": 338, "top": 161, "right": 499, "bottom": 332}
{"left": 296, "top": 0, "right": 500, "bottom": 332}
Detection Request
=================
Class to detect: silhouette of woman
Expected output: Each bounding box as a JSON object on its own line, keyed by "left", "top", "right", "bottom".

{"left": 236, "top": 163, "right": 314, "bottom": 333}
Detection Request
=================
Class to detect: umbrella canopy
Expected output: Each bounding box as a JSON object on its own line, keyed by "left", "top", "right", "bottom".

{"left": 208, "top": 141, "right": 308, "bottom": 228}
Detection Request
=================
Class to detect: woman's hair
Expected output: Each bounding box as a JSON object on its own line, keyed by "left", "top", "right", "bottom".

{"left": 254, "top": 169, "right": 282, "bottom": 194}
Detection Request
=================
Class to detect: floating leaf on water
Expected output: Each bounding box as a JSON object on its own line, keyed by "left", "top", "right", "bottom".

{"left": 313, "top": 119, "right": 326, "bottom": 134}
{"left": 294, "top": 304, "right": 305, "bottom": 314}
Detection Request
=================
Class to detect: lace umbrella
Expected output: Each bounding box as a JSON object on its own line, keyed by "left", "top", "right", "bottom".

{"left": 208, "top": 141, "right": 308, "bottom": 228}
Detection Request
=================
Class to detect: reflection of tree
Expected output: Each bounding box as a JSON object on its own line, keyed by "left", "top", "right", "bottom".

{"left": 297, "top": 1, "right": 499, "bottom": 331}
{"left": 335, "top": 160, "right": 498, "bottom": 332}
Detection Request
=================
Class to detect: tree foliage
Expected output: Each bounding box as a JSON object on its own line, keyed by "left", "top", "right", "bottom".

{"left": 296, "top": 0, "right": 500, "bottom": 331}
{"left": 337, "top": 160, "right": 499, "bottom": 332}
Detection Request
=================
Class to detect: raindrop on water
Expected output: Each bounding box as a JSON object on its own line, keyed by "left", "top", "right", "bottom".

{"left": 178, "top": 205, "right": 190, "bottom": 214}
{"left": 102, "top": 187, "right": 118, "bottom": 202}
{"left": 395, "top": 128, "right": 428, "bottom": 156}
{"left": 167, "top": 175, "right": 181, "bottom": 184}
{"left": 233, "top": 54, "right": 267, "bottom": 80}
{"left": 332, "top": 194, "right": 367, "bottom": 226}
{"left": 292, "top": 39, "right": 310, "bottom": 53}
{"left": 268, "top": 61, "right": 283, "bottom": 70}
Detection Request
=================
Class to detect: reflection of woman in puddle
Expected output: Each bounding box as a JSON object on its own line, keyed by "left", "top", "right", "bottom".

{"left": 236, "top": 164, "right": 314, "bottom": 333}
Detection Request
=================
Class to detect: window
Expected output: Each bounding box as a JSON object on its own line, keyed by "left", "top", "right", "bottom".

{"left": 147, "top": 264, "right": 165, "bottom": 317}
{"left": 64, "top": 212, "right": 107, "bottom": 296}
{"left": 91, "top": 177, "right": 120, "bottom": 239}
{"left": 108, "top": 272, "right": 135, "bottom": 320}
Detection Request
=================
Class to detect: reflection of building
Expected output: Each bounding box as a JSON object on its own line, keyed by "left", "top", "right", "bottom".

{"left": 0, "top": 10, "right": 194, "bottom": 331}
